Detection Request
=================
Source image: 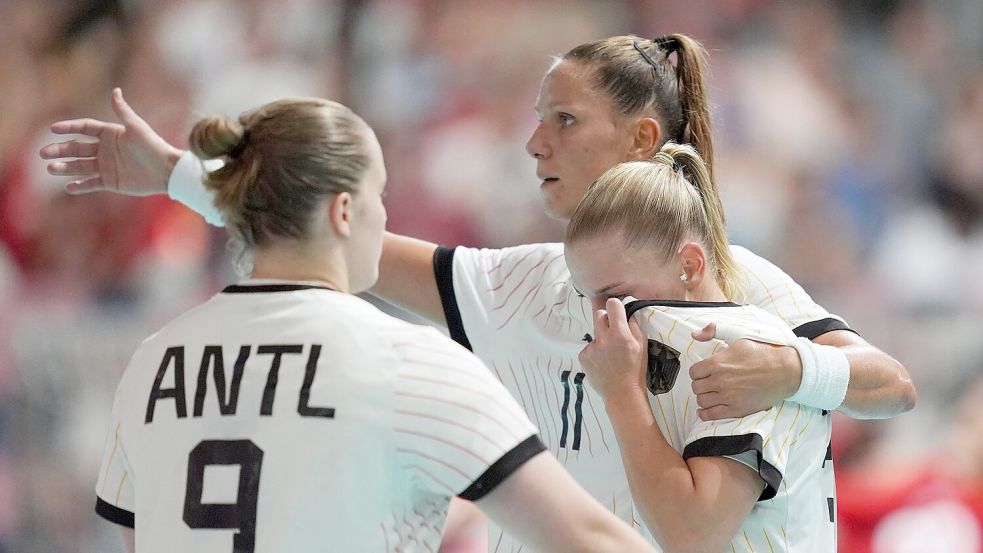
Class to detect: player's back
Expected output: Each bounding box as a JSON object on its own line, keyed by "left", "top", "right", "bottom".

{"left": 96, "top": 282, "right": 539, "bottom": 552}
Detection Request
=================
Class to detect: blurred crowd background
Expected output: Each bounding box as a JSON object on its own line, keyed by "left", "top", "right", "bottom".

{"left": 1, "top": 0, "right": 981, "bottom": 551}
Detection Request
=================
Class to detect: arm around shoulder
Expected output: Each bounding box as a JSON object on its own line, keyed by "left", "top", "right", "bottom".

{"left": 814, "top": 329, "right": 916, "bottom": 419}
{"left": 371, "top": 233, "right": 445, "bottom": 325}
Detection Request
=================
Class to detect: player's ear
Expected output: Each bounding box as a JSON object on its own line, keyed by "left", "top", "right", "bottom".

{"left": 327, "top": 192, "right": 353, "bottom": 237}
{"left": 627, "top": 117, "right": 662, "bottom": 161}
{"left": 677, "top": 242, "right": 707, "bottom": 290}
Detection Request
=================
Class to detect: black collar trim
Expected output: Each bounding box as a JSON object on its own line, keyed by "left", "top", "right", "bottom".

{"left": 221, "top": 284, "right": 337, "bottom": 294}
{"left": 625, "top": 299, "right": 740, "bottom": 320}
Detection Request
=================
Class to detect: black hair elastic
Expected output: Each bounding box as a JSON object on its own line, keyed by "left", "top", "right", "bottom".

{"left": 229, "top": 129, "right": 251, "bottom": 158}
{"left": 653, "top": 35, "right": 679, "bottom": 56}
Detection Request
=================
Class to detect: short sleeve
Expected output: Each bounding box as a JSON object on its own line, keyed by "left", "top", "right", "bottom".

{"left": 683, "top": 401, "right": 823, "bottom": 501}
{"left": 434, "top": 243, "right": 569, "bottom": 351}
{"left": 94, "top": 389, "right": 136, "bottom": 528}
{"left": 391, "top": 327, "right": 543, "bottom": 500}
{"left": 729, "top": 245, "right": 853, "bottom": 338}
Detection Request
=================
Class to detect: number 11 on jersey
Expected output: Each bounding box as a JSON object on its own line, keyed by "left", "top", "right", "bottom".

{"left": 559, "top": 370, "right": 585, "bottom": 450}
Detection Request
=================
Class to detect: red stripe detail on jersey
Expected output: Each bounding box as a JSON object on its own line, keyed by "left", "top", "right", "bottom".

{"left": 395, "top": 427, "right": 492, "bottom": 464}
{"left": 583, "top": 382, "right": 610, "bottom": 453}
{"left": 525, "top": 358, "right": 557, "bottom": 448}
{"left": 495, "top": 278, "right": 545, "bottom": 329}
{"left": 399, "top": 360, "right": 490, "bottom": 385}
{"left": 397, "top": 373, "right": 529, "bottom": 428}
{"left": 395, "top": 403, "right": 521, "bottom": 444}
{"left": 401, "top": 463, "right": 457, "bottom": 494}
{"left": 399, "top": 449, "right": 471, "bottom": 481}
{"left": 488, "top": 249, "right": 539, "bottom": 291}
{"left": 491, "top": 254, "right": 549, "bottom": 308}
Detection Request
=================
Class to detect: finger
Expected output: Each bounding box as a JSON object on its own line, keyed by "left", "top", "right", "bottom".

{"left": 605, "top": 298, "right": 631, "bottom": 335}
{"left": 706, "top": 323, "right": 750, "bottom": 344}
{"left": 697, "top": 405, "right": 734, "bottom": 421}
{"left": 64, "top": 176, "right": 106, "bottom": 194}
{"left": 50, "top": 118, "right": 123, "bottom": 137}
{"left": 690, "top": 375, "right": 716, "bottom": 396}
{"left": 39, "top": 140, "right": 99, "bottom": 159}
{"left": 47, "top": 158, "right": 99, "bottom": 176}
{"left": 689, "top": 358, "right": 714, "bottom": 381}
{"left": 695, "top": 391, "right": 724, "bottom": 409}
{"left": 691, "top": 322, "right": 716, "bottom": 342}
{"left": 112, "top": 87, "right": 146, "bottom": 129}
{"left": 592, "top": 308, "right": 609, "bottom": 334}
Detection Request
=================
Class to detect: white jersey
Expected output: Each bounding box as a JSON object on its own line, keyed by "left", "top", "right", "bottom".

{"left": 626, "top": 299, "right": 835, "bottom": 552}
{"left": 436, "top": 242, "right": 847, "bottom": 552}
{"left": 95, "top": 281, "right": 543, "bottom": 553}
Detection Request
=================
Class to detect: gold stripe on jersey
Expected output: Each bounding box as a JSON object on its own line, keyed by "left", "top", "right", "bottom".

{"left": 100, "top": 423, "right": 121, "bottom": 496}
{"left": 115, "top": 471, "right": 128, "bottom": 504}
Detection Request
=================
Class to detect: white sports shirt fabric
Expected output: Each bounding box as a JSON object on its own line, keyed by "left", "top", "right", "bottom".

{"left": 436, "top": 242, "right": 846, "bottom": 552}
{"left": 95, "top": 281, "right": 543, "bottom": 553}
{"left": 624, "top": 299, "right": 836, "bottom": 552}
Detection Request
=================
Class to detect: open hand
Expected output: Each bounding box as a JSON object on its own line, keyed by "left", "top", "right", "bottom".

{"left": 578, "top": 298, "right": 648, "bottom": 400}
{"left": 688, "top": 323, "right": 801, "bottom": 420}
{"left": 39, "top": 88, "right": 183, "bottom": 196}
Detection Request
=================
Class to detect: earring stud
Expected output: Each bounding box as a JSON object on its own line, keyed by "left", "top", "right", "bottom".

{"left": 679, "top": 274, "right": 687, "bottom": 282}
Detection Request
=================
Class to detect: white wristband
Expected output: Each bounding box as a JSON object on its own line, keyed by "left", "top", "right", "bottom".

{"left": 166, "top": 150, "right": 225, "bottom": 227}
{"left": 787, "top": 337, "right": 850, "bottom": 410}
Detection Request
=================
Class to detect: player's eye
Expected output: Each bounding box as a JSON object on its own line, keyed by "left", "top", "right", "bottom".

{"left": 558, "top": 113, "right": 575, "bottom": 127}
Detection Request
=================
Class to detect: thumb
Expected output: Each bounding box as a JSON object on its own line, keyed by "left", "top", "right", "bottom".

{"left": 692, "top": 322, "right": 716, "bottom": 342}
{"left": 111, "top": 88, "right": 145, "bottom": 128}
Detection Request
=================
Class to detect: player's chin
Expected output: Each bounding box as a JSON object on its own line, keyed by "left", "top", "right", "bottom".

{"left": 540, "top": 191, "right": 576, "bottom": 221}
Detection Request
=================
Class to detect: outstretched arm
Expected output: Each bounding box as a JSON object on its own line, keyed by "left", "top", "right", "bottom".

{"left": 42, "top": 89, "right": 453, "bottom": 325}
{"left": 689, "top": 327, "right": 915, "bottom": 420}
{"left": 40, "top": 88, "right": 180, "bottom": 196}
{"left": 373, "top": 233, "right": 445, "bottom": 325}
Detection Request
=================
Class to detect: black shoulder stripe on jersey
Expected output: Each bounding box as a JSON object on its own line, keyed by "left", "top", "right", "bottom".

{"left": 625, "top": 299, "right": 740, "bottom": 320}
{"left": 792, "top": 317, "right": 857, "bottom": 340}
{"left": 458, "top": 435, "right": 546, "bottom": 501}
{"left": 222, "top": 284, "right": 336, "bottom": 294}
{"left": 683, "top": 433, "right": 782, "bottom": 501}
{"left": 95, "top": 497, "right": 135, "bottom": 528}
{"left": 433, "top": 246, "right": 473, "bottom": 351}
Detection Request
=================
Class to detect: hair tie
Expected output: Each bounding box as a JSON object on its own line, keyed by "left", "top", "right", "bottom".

{"left": 229, "top": 129, "right": 251, "bottom": 159}
{"left": 653, "top": 35, "right": 679, "bottom": 57}
{"left": 652, "top": 150, "right": 676, "bottom": 169}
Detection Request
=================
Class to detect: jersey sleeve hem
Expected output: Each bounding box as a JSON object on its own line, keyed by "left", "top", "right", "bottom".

{"left": 433, "top": 246, "right": 473, "bottom": 351}
{"left": 95, "top": 497, "right": 135, "bottom": 528}
{"left": 683, "top": 434, "right": 782, "bottom": 501}
{"left": 793, "top": 317, "right": 857, "bottom": 340}
{"left": 457, "top": 434, "right": 545, "bottom": 501}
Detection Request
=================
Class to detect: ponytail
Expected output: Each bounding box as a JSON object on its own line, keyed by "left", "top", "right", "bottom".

{"left": 655, "top": 143, "right": 740, "bottom": 300}
{"left": 654, "top": 34, "right": 722, "bottom": 221}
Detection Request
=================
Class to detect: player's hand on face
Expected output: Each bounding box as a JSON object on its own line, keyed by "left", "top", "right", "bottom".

{"left": 39, "top": 87, "right": 183, "bottom": 196}
{"left": 689, "top": 323, "right": 802, "bottom": 421}
{"left": 578, "top": 298, "right": 648, "bottom": 400}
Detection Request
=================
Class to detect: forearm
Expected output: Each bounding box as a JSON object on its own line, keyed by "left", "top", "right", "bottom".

{"left": 370, "top": 233, "right": 446, "bottom": 325}
{"left": 814, "top": 332, "right": 916, "bottom": 419}
{"left": 604, "top": 389, "right": 747, "bottom": 553}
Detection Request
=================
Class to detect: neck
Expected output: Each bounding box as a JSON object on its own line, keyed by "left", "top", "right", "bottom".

{"left": 685, "top": 279, "right": 729, "bottom": 303}
{"left": 250, "top": 241, "right": 349, "bottom": 293}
